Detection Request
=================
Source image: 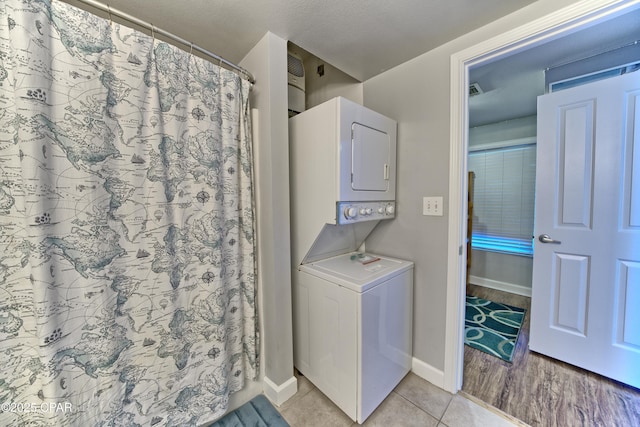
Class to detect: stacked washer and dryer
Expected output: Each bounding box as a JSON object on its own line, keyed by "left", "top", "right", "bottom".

{"left": 289, "top": 97, "right": 413, "bottom": 424}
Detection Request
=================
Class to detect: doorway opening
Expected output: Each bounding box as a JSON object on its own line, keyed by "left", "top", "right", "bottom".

{"left": 445, "top": 0, "right": 640, "bottom": 397}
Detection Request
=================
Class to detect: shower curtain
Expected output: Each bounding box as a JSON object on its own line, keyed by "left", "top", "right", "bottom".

{"left": 0, "top": 0, "right": 258, "bottom": 426}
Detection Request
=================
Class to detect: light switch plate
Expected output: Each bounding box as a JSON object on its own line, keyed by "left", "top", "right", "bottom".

{"left": 423, "top": 196, "right": 443, "bottom": 216}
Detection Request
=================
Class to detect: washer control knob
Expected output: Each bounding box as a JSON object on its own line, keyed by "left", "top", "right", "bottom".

{"left": 378, "top": 207, "right": 385, "bottom": 214}
{"left": 344, "top": 207, "right": 358, "bottom": 219}
{"left": 385, "top": 204, "right": 395, "bottom": 215}
{"left": 359, "top": 208, "right": 368, "bottom": 216}
{"left": 365, "top": 208, "right": 373, "bottom": 215}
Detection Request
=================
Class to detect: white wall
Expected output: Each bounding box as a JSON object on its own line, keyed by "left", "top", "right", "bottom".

{"left": 362, "top": 0, "right": 583, "bottom": 375}
{"left": 303, "top": 56, "right": 363, "bottom": 108}
{"left": 469, "top": 251, "right": 533, "bottom": 296}
{"left": 287, "top": 43, "right": 363, "bottom": 110}
{"left": 469, "top": 115, "right": 536, "bottom": 147}
{"left": 239, "top": 32, "right": 297, "bottom": 407}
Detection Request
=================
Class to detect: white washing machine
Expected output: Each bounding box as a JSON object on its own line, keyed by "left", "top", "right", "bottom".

{"left": 288, "top": 97, "right": 412, "bottom": 423}
{"left": 295, "top": 252, "right": 413, "bottom": 423}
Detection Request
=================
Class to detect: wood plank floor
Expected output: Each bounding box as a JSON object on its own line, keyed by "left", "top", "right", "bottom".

{"left": 462, "top": 284, "right": 640, "bottom": 427}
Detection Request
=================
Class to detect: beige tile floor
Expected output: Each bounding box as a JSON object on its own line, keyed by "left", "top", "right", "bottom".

{"left": 275, "top": 372, "right": 528, "bottom": 427}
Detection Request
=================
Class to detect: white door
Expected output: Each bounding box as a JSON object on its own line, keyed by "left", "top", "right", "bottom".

{"left": 530, "top": 71, "right": 640, "bottom": 389}
{"left": 351, "top": 123, "right": 390, "bottom": 191}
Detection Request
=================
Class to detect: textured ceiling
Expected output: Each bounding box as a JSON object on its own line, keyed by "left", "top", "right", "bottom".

{"left": 66, "top": 0, "right": 537, "bottom": 81}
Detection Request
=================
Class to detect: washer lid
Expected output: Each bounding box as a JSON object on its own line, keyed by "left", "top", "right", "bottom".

{"left": 301, "top": 222, "right": 378, "bottom": 264}
{"left": 300, "top": 252, "right": 413, "bottom": 292}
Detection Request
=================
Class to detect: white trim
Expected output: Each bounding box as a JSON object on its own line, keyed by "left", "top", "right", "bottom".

{"left": 263, "top": 375, "right": 298, "bottom": 407}
{"left": 411, "top": 357, "right": 445, "bottom": 389}
{"left": 469, "top": 275, "right": 533, "bottom": 298}
{"left": 446, "top": 0, "right": 640, "bottom": 394}
{"left": 468, "top": 136, "right": 536, "bottom": 152}
{"left": 445, "top": 41, "right": 467, "bottom": 393}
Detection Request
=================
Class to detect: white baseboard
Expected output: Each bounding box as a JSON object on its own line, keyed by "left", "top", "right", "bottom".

{"left": 469, "top": 275, "right": 532, "bottom": 297}
{"left": 411, "top": 357, "right": 445, "bottom": 390}
{"left": 263, "top": 375, "right": 297, "bottom": 407}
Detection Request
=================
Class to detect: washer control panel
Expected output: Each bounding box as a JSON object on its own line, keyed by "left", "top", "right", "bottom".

{"left": 337, "top": 201, "right": 396, "bottom": 224}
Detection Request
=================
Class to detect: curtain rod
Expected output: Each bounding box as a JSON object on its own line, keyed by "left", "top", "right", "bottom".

{"left": 69, "top": 0, "right": 255, "bottom": 84}
{"left": 545, "top": 39, "right": 639, "bottom": 72}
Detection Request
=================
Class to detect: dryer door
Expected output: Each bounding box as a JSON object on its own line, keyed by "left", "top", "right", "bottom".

{"left": 351, "top": 123, "right": 390, "bottom": 191}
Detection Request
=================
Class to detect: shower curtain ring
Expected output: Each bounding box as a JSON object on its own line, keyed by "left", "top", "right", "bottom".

{"left": 151, "top": 24, "right": 155, "bottom": 41}
{"left": 189, "top": 42, "right": 193, "bottom": 56}
{"left": 107, "top": 5, "right": 113, "bottom": 25}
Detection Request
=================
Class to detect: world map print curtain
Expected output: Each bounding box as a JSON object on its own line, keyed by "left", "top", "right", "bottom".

{"left": 0, "top": 0, "right": 258, "bottom": 425}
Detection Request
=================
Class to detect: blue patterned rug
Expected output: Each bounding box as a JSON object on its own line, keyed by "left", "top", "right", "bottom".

{"left": 465, "top": 296, "right": 526, "bottom": 363}
{"left": 208, "top": 395, "right": 289, "bottom": 427}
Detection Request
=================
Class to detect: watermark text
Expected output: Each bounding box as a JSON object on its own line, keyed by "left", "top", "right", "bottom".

{"left": 1, "top": 402, "right": 73, "bottom": 414}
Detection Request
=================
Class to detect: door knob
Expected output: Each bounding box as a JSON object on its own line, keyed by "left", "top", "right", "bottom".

{"left": 538, "top": 234, "right": 561, "bottom": 244}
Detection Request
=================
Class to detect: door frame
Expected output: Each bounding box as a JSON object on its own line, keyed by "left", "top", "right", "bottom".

{"left": 444, "top": 0, "right": 640, "bottom": 392}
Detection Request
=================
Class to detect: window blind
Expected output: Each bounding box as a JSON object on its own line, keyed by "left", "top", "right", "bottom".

{"left": 468, "top": 144, "right": 536, "bottom": 256}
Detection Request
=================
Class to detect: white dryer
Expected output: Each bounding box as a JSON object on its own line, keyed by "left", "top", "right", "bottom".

{"left": 289, "top": 96, "right": 398, "bottom": 267}
{"left": 295, "top": 252, "right": 413, "bottom": 423}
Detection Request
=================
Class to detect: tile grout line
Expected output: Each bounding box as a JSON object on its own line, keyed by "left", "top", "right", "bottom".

{"left": 391, "top": 390, "right": 453, "bottom": 423}
{"left": 275, "top": 384, "right": 315, "bottom": 418}
{"left": 438, "top": 392, "right": 455, "bottom": 423}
